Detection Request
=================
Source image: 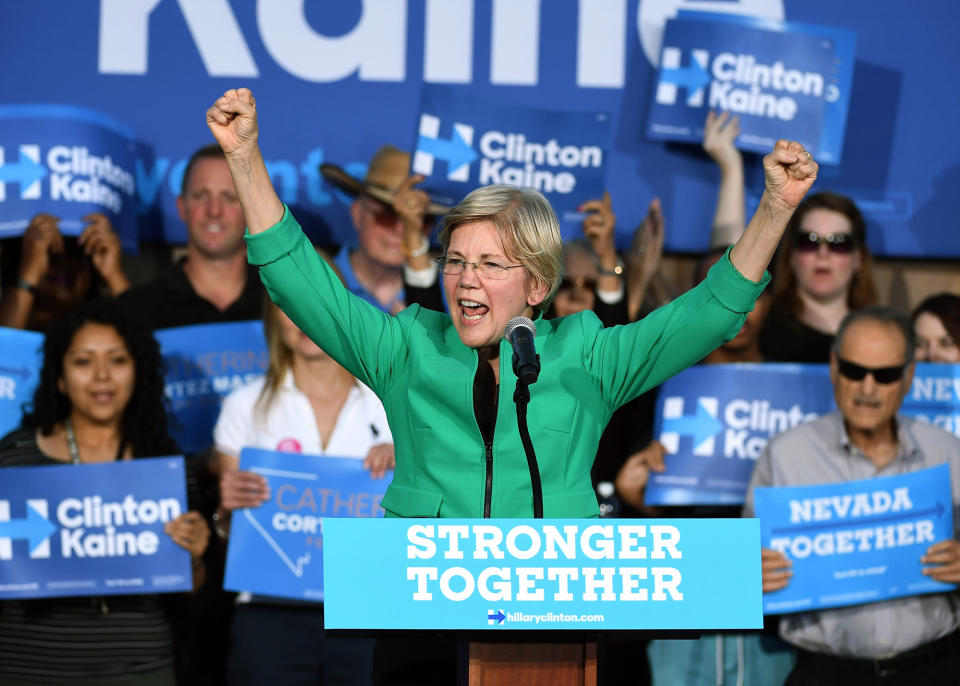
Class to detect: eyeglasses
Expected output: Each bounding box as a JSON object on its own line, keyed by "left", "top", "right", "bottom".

{"left": 558, "top": 276, "right": 598, "bottom": 292}
{"left": 793, "top": 231, "right": 858, "bottom": 254}
{"left": 836, "top": 357, "right": 905, "bottom": 384}
{"left": 436, "top": 256, "right": 524, "bottom": 280}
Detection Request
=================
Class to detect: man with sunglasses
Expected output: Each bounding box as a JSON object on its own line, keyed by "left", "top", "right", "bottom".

{"left": 320, "top": 146, "right": 449, "bottom": 315}
{"left": 744, "top": 307, "right": 960, "bottom": 684}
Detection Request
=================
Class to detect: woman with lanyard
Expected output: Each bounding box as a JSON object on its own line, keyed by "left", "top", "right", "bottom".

{"left": 206, "top": 87, "right": 818, "bottom": 682}
{"left": 0, "top": 300, "right": 209, "bottom": 685}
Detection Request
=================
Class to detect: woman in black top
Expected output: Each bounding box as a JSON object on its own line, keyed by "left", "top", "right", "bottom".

{"left": 0, "top": 300, "right": 209, "bottom": 685}
{"left": 760, "top": 192, "right": 878, "bottom": 362}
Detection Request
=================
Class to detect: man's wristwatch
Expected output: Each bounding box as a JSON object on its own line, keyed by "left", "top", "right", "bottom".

{"left": 597, "top": 258, "right": 624, "bottom": 277}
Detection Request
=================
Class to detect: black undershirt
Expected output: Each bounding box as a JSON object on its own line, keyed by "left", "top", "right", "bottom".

{"left": 472, "top": 345, "right": 500, "bottom": 445}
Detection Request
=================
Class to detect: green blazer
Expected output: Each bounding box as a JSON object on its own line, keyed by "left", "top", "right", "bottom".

{"left": 246, "top": 207, "right": 769, "bottom": 518}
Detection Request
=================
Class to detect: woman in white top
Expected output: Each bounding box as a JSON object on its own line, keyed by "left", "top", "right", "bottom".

{"left": 213, "top": 253, "right": 394, "bottom": 686}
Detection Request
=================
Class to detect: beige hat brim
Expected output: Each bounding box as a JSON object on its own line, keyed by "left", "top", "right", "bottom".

{"left": 319, "top": 163, "right": 451, "bottom": 217}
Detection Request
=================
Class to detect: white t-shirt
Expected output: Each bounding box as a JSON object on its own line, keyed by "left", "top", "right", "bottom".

{"left": 213, "top": 370, "right": 392, "bottom": 460}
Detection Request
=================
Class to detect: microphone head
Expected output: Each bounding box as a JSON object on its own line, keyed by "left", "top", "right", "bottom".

{"left": 505, "top": 316, "right": 536, "bottom": 341}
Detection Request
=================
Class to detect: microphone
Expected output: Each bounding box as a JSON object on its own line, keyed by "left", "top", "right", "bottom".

{"left": 505, "top": 317, "right": 540, "bottom": 385}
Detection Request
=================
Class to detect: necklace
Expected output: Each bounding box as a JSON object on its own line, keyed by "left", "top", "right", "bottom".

{"left": 65, "top": 418, "right": 81, "bottom": 465}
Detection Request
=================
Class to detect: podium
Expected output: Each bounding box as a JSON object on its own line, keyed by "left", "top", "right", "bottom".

{"left": 321, "top": 518, "right": 763, "bottom": 683}
{"left": 468, "top": 640, "right": 596, "bottom": 685}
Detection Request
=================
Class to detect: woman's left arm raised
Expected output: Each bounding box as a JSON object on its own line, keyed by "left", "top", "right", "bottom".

{"left": 729, "top": 140, "right": 818, "bottom": 282}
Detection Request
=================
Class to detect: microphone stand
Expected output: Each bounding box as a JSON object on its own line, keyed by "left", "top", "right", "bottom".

{"left": 513, "top": 354, "right": 543, "bottom": 519}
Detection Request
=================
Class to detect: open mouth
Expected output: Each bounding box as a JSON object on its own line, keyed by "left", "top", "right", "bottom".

{"left": 459, "top": 299, "right": 489, "bottom": 322}
{"left": 90, "top": 391, "right": 116, "bottom": 404}
{"left": 205, "top": 223, "right": 224, "bottom": 234}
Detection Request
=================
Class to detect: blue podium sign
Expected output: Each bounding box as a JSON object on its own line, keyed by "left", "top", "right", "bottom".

{"left": 646, "top": 364, "right": 835, "bottom": 506}
{"left": 0, "top": 327, "right": 43, "bottom": 439}
{"left": 323, "top": 518, "right": 762, "bottom": 630}
{"left": 647, "top": 11, "right": 856, "bottom": 164}
{"left": 223, "top": 448, "right": 391, "bottom": 602}
{"left": 156, "top": 321, "right": 267, "bottom": 454}
{"left": 412, "top": 85, "right": 610, "bottom": 238}
{"left": 0, "top": 104, "right": 139, "bottom": 252}
{"left": 0, "top": 458, "right": 191, "bottom": 599}
{"left": 754, "top": 464, "right": 956, "bottom": 614}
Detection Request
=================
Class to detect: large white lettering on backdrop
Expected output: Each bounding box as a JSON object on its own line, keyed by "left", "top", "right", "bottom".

{"left": 98, "top": 0, "right": 784, "bottom": 87}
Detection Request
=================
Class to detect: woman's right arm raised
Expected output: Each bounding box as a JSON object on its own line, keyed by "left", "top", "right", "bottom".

{"left": 206, "top": 88, "right": 284, "bottom": 234}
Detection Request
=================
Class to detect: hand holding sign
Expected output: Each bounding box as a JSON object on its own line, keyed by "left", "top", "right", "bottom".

{"left": 206, "top": 88, "right": 259, "bottom": 159}
{"left": 922, "top": 540, "right": 960, "bottom": 584}
{"left": 763, "top": 139, "right": 819, "bottom": 210}
{"left": 19, "top": 213, "right": 65, "bottom": 287}
{"left": 761, "top": 547, "right": 793, "bottom": 593}
{"left": 702, "top": 111, "right": 742, "bottom": 172}
{"left": 362, "top": 442, "right": 396, "bottom": 480}
{"left": 220, "top": 468, "right": 270, "bottom": 512}
{"left": 164, "top": 511, "right": 210, "bottom": 560}
{"left": 79, "top": 213, "right": 129, "bottom": 295}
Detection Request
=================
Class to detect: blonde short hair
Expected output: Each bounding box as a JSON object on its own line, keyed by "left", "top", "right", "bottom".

{"left": 438, "top": 185, "right": 563, "bottom": 317}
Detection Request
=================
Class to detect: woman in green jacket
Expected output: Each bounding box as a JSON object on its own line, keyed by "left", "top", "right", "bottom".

{"left": 205, "top": 88, "right": 818, "bottom": 520}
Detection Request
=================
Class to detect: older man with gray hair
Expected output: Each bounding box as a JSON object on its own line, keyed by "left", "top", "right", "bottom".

{"left": 744, "top": 306, "right": 960, "bottom": 684}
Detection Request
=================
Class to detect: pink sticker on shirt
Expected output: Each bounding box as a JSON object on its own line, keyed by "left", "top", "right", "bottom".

{"left": 276, "top": 438, "right": 303, "bottom": 453}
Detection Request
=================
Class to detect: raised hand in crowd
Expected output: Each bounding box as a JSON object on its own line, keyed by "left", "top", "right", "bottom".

{"left": 761, "top": 547, "right": 793, "bottom": 593}
{"left": 17, "top": 212, "right": 65, "bottom": 289}
{"left": 580, "top": 191, "right": 623, "bottom": 295}
{"left": 614, "top": 440, "right": 667, "bottom": 510}
{"left": 626, "top": 197, "right": 668, "bottom": 322}
{"left": 79, "top": 212, "right": 131, "bottom": 295}
{"left": 394, "top": 173, "right": 434, "bottom": 271}
{"left": 0, "top": 213, "right": 130, "bottom": 330}
{"left": 922, "top": 539, "right": 960, "bottom": 584}
{"left": 363, "top": 442, "right": 396, "bottom": 479}
{"left": 703, "top": 110, "right": 746, "bottom": 247}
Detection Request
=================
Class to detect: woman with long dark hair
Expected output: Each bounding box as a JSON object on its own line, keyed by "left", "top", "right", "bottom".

{"left": 760, "top": 191, "right": 878, "bottom": 362}
{"left": 0, "top": 299, "right": 209, "bottom": 685}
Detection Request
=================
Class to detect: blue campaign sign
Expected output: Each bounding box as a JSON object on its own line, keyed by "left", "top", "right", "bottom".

{"left": 901, "top": 363, "right": 960, "bottom": 438}
{"left": 412, "top": 86, "right": 610, "bottom": 237}
{"left": 0, "top": 327, "right": 43, "bottom": 439}
{"left": 323, "top": 518, "right": 762, "bottom": 630}
{"left": 754, "top": 464, "right": 956, "bottom": 614}
{"left": 687, "top": 12, "right": 857, "bottom": 166}
{"left": 223, "top": 448, "right": 390, "bottom": 602}
{"left": 647, "top": 12, "right": 848, "bottom": 161}
{"left": 0, "top": 105, "right": 139, "bottom": 253}
{"left": 0, "top": 458, "right": 191, "bottom": 599}
{"left": 646, "top": 364, "right": 835, "bottom": 506}
{"left": 156, "top": 321, "right": 267, "bottom": 454}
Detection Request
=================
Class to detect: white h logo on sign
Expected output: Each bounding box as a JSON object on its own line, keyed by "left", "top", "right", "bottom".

{"left": 0, "top": 145, "right": 43, "bottom": 202}
{"left": 655, "top": 47, "right": 710, "bottom": 106}
{"left": 413, "top": 114, "right": 474, "bottom": 182}
{"left": 0, "top": 499, "right": 52, "bottom": 560}
{"left": 660, "top": 396, "right": 719, "bottom": 456}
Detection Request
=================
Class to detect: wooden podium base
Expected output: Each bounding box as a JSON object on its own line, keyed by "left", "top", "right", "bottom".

{"left": 468, "top": 641, "right": 597, "bottom": 686}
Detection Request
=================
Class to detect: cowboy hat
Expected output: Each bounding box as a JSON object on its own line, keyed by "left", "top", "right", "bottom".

{"left": 320, "top": 145, "right": 451, "bottom": 216}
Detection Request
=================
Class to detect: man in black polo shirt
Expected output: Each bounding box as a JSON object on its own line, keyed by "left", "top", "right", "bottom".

{"left": 119, "top": 144, "right": 261, "bottom": 329}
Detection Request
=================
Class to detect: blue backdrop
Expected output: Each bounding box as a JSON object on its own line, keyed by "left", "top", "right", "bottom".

{"left": 2, "top": 1, "right": 956, "bottom": 256}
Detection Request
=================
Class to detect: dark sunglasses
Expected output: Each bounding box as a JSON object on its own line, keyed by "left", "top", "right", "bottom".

{"left": 558, "top": 276, "right": 598, "bottom": 292}
{"left": 836, "top": 357, "right": 905, "bottom": 384}
{"left": 793, "top": 231, "right": 858, "bottom": 254}
{"left": 362, "top": 196, "right": 400, "bottom": 225}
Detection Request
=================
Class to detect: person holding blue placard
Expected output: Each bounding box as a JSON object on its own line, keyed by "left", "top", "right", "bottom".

{"left": 745, "top": 307, "right": 960, "bottom": 684}
{"left": 213, "top": 259, "right": 393, "bottom": 686}
{"left": 0, "top": 212, "right": 132, "bottom": 332}
{"left": 0, "top": 300, "right": 209, "bottom": 685}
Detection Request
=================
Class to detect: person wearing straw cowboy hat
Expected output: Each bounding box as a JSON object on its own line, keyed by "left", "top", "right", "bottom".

{"left": 320, "top": 146, "right": 450, "bottom": 315}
